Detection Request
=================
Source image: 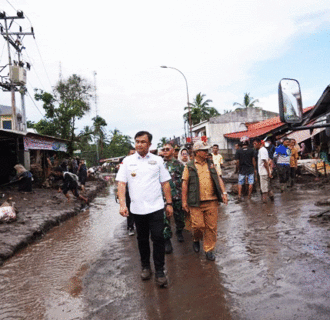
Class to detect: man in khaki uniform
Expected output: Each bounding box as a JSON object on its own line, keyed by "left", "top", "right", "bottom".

{"left": 182, "top": 141, "right": 228, "bottom": 261}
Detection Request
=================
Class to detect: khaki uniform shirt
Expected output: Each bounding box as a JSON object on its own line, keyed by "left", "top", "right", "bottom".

{"left": 182, "top": 159, "right": 220, "bottom": 201}
{"left": 290, "top": 147, "right": 299, "bottom": 168}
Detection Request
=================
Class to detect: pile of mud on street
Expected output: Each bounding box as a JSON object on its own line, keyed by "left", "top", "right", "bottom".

{"left": 0, "top": 177, "right": 107, "bottom": 266}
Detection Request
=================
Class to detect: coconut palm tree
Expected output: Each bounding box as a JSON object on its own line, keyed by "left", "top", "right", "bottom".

{"left": 92, "top": 116, "right": 108, "bottom": 156}
{"left": 183, "top": 93, "right": 220, "bottom": 125}
{"left": 233, "top": 92, "right": 259, "bottom": 109}
{"left": 157, "top": 137, "right": 168, "bottom": 148}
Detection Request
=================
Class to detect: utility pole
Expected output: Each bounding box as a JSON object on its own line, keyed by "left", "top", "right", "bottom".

{"left": 93, "top": 71, "right": 99, "bottom": 164}
{"left": 0, "top": 10, "right": 34, "bottom": 132}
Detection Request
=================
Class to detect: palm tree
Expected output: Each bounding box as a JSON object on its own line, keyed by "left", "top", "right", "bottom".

{"left": 233, "top": 93, "right": 259, "bottom": 109}
{"left": 157, "top": 137, "right": 168, "bottom": 148}
{"left": 77, "top": 125, "right": 93, "bottom": 149}
{"left": 183, "top": 93, "right": 220, "bottom": 125}
{"left": 92, "top": 116, "right": 108, "bottom": 156}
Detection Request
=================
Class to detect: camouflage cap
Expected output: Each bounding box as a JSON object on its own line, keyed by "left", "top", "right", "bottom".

{"left": 192, "top": 140, "right": 211, "bottom": 151}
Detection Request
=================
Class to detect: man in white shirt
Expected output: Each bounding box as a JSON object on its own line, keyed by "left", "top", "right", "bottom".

{"left": 253, "top": 138, "right": 274, "bottom": 203}
{"left": 212, "top": 144, "right": 224, "bottom": 176}
{"left": 116, "top": 131, "right": 173, "bottom": 288}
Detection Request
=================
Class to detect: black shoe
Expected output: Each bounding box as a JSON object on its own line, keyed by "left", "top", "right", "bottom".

{"left": 155, "top": 270, "right": 168, "bottom": 288}
{"left": 165, "top": 239, "right": 173, "bottom": 254}
{"left": 205, "top": 251, "right": 216, "bottom": 261}
{"left": 193, "top": 241, "right": 200, "bottom": 253}
{"left": 141, "top": 268, "right": 152, "bottom": 280}
{"left": 176, "top": 231, "right": 184, "bottom": 243}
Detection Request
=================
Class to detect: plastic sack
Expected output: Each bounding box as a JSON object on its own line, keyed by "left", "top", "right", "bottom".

{"left": 0, "top": 201, "right": 16, "bottom": 222}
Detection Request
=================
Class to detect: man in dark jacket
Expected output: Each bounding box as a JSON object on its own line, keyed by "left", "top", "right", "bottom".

{"left": 182, "top": 141, "right": 228, "bottom": 261}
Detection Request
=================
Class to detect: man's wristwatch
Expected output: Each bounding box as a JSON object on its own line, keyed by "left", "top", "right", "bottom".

{"left": 165, "top": 203, "right": 173, "bottom": 207}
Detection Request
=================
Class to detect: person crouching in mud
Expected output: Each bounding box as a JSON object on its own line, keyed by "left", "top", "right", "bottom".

{"left": 53, "top": 167, "right": 89, "bottom": 204}
{"left": 12, "top": 164, "right": 33, "bottom": 192}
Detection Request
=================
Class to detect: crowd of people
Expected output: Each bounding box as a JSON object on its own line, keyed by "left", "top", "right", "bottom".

{"left": 7, "top": 130, "right": 327, "bottom": 290}
{"left": 234, "top": 136, "right": 302, "bottom": 203}
{"left": 116, "top": 131, "right": 228, "bottom": 288}
{"left": 9, "top": 155, "right": 89, "bottom": 205}
{"left": 115, "top": 130, "right": 329, "bottom": 288}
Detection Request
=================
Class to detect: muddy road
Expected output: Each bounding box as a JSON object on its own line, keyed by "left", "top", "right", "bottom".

{"left": 0, "top": 183, "right": 330, "bottom": 319}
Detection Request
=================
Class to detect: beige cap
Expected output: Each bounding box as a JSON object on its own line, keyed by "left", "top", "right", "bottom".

{"left": 192, "top": 140, "right": 211, "bottom": 151}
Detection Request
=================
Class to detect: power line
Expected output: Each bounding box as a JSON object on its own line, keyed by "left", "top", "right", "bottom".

{"left": 32, "top": 39, "right": 53, "bottom": 88}
{"left": 3, "top": 1, "right": 53, "bottom": 89}
{"left": 5, "top": 0, "right": 16, "bottom": 11}
{"left": 26, "top": 88, "right": 44, "bottom": 118}
{"left": 0, "top": 42, "right": 6, "bottom": 65}
{"left": 25, "top": 50, "right": 46, "bottom": 90}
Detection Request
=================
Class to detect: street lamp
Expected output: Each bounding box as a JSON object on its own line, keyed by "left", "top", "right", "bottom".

{"left": 160, "top": 66, "right": 192, "bottom": 143}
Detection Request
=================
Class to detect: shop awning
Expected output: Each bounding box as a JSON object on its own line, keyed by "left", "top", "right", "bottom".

{"left": 285, "top": 127, "right": 325, "bottom": 144}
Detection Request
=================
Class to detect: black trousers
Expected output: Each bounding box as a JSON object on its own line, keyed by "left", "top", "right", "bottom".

{"left": 126, "top": 198, "right": 134, "bottom": 230}
{"left": 132, "top": 209, "right": 165, "bottom": 272}
{"left": 278, "top": 165, "right": 290, "bottom": 184}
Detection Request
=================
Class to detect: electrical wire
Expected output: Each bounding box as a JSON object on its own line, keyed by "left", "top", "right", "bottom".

{"left": 24, "top": 50, "right": 46, "bottom": 90}
{"left": 0, "top": 43, "right": 6, "bottom": 65}
{"left": 4, "top": 0, "right": 21, "bottom": 27}
{"left": 5, "top": 0, "right": 53, "bottom": 88}
{"left": 32, "top": 39, "right": 53, "bottom": 88}
{"left": 5, "top": 0, "right": 16, "bottom": 11}
{"left": 26, "top": 88, "right": 44, "bottom": 118}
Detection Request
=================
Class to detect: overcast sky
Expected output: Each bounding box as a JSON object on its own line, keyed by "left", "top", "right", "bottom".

{"left": 1, "top": 0, "right": 330, "bottom": 148}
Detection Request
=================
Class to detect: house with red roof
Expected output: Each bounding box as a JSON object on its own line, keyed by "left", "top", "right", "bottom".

{"left": 191, "top": 107, "right": 278, "bottom": 158}
{"left": 223, "top": 106, "right": 329, "bottom": 157}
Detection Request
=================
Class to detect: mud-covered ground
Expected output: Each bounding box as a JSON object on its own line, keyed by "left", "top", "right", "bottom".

{"left": 0, "top": 175, "right": 330, "bottom": 320}
{"left": 0, "top": 178, "right": 107, "bottom": 266}
{"left": 83, "top": 176, "right": 330, "bottom": 320}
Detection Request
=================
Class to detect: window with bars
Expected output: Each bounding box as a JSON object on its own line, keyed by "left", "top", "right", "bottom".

{"left": 2, "top": 120, "right": 12, "bottom": 130}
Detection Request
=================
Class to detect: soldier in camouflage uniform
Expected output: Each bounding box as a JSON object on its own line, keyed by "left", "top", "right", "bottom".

{"left": 162, "top": 143, "right": 185, "bottom": 254}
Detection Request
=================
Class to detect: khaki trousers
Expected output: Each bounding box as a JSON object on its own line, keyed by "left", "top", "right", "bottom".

{"left": 189, "top": 200, "right": 219, "bottom": 253}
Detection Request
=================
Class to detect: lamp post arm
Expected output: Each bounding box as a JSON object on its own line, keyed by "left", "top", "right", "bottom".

{"left": 166, "top": 67, "right": 189, "bottom": 106}
{"left": 166, "top": 67, "right": 192, "bottom": 139}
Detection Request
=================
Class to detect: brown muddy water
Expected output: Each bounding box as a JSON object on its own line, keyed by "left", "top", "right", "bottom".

{"left": 1, "top": 184, "right": 330, "bottom": 320}
{"left": 0, "top": 187, "right": 123, "bottom": 320}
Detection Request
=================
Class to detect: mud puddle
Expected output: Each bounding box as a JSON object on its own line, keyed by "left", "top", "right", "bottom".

{"left": 0, "top": 186, "right": 123, "bottom": 320}
{"left": 217, "top": 187, "right": 330, "bottom": 319}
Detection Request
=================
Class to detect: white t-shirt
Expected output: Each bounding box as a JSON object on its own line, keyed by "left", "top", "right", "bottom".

{"left": 116, "top": 152, "right": 171, "bottom": 215}
{"left": 258, "top": 146, "right": 269, "bottom": 176}
{"left": 212, "top": 153, "right": 223, "bottom": 175}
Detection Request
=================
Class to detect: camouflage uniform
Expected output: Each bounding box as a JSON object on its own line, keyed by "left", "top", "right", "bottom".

{"left": 163, "top": 158, "right": 185, "bottom": 240}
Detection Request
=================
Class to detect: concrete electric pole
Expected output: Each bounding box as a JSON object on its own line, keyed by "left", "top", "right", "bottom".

{"left": 0, "top": 10, "right": 34, "bottom": 132}
{"left": 93, "top": 71, "right": 99, "bottom": 164}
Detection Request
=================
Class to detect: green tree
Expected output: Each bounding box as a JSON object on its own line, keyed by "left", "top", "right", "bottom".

{"left": 77, "top": 125, "right": 93, "bottom": 149}
{"left": 92, "top": 115, "right": 108, "bottom": 158}
{"left": 27, "top": 120, "right": 35, "bottom": 128}
{"left": 34, "top": 74, "right": 93, "bottom": 155}
{"left": 104, "top": 129, "right": 132, "bottom": 158}
{"left": 157, "top": 137, "right": 168, "bottom": 148}
{"left": 184, "top": 93, "right": 220, "bottom": 125}
{"left": 233, "top": 92, "right": 259, "bottom": 109}
{"left": 77, "top": 126, "right": 95, "bottom": 165}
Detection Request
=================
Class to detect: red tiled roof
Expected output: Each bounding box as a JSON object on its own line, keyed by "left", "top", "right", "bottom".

{"left": 225, "top": 106, "right": 314, "bottom": 139}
